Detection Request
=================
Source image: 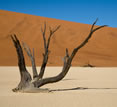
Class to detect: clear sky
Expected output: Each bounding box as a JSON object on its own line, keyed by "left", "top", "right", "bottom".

{"left": 0, "top": 0, "right": 117, "bottom": 27}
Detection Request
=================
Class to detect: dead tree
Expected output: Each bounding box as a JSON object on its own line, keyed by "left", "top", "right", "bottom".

{"left": 11, "top": 20, "right": 107, "bottom": 92}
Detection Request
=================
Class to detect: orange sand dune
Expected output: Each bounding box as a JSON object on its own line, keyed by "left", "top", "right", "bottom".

{"left": 0, "top": 10, "right": 117, "bottom": 67}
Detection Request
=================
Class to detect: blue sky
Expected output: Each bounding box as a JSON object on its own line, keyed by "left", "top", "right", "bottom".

{"left": 0, "top": 0, "right": 117, "bottom": 27}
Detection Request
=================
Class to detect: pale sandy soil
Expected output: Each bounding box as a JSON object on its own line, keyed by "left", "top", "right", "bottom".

{"left": 0, "top": 67, "right": 117, "bottom": 107}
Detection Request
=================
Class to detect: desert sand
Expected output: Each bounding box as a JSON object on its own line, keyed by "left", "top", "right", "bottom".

{"left": 0, "top": 10, "right": 117, "bottom": 66}
{"left": 0, "top": 67, "right": 117, "bottom": 107}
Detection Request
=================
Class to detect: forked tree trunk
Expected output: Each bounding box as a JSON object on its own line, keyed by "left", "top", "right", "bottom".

{"left": 11, "top": 35, "right": 32, "bottom": 92}
{"left": 11, "top": 20, "right": 107, "bottom": 92}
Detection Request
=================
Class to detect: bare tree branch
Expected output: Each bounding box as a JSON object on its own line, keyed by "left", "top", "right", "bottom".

{"left": 70, "top": 24, "right": 107, "bottom": 60}
{"left": 63, "top": 48, "right": 69, "bottom": 66}
{"left": 38, "top": 24, "right": 61, "bottom": 79}
{"left": 47, "top": 25, "right": 61, "bottom": 50}
{"left": 22, "top": 42, "right": 38, "bottom": 79}
{"left": 90, "top": 18, "right": 98, "bottom": 32}
{"left": 41, "top": 22, "right": 47, "bottom": 51}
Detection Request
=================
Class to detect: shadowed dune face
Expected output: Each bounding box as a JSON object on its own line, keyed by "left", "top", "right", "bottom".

{"left": 0, "top": 10, "right": 117, "bottom": 67}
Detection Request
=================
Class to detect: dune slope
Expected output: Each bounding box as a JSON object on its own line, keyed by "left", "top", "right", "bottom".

{"left": 0, "top": 10, "right": 117, "bottom": 66}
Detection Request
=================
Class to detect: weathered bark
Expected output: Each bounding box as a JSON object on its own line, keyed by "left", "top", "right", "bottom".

{"left": 22, "top": 42, "right": 38, "bottom": 79}
{"left": 11, "top": 20, "right": 107, "bottom": 92}
{"left": 11, "top": 35, "right": 32, "bottom": 92}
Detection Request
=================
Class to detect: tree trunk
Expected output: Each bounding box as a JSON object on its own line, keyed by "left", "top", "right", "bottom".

{"left": 11, "top": 35, "right": 32, "bottom": 92}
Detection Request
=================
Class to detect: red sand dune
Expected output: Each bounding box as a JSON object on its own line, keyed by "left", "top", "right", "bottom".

{"left": 0, "top": 10, "right": 117, "bottom": 67}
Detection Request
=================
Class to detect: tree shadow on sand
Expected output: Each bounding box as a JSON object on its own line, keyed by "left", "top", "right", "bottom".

{"left": 51, "top": 87, "right": 117, "bottom": 92}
